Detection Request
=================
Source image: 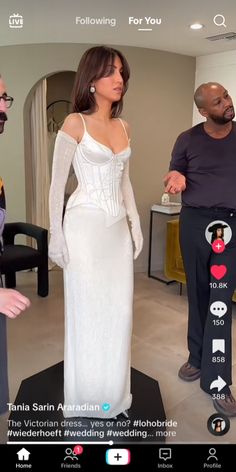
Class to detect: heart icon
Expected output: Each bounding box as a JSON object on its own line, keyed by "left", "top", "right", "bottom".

{"left": 210, "top": 265, "right": 227, "bottom": 280}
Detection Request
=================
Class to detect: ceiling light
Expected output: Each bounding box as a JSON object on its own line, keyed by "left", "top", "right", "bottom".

{"left": 190, "top": 23, "right": 204, "bottom": 30}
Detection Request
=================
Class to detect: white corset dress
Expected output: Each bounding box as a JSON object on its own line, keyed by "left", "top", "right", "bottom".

{"left": 66, "top": 127, "right": 131, "bottom": 226}
{"left": 63, "top": 117, "right": 134, "bottom": 419}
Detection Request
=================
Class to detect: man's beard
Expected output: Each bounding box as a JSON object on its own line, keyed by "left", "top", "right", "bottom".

{"left": 209, "top": 107, "right": 235, "bottom": 125}
{"left": 0, "top": 111, "right": 8, "bottom": 134}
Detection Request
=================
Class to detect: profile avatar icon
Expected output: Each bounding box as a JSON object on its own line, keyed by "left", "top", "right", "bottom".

{"left": 207, "top": 413, "right": 230, "bottom": 436}
{"left": 208, "top": 223, "right": 228, "bottom": 244}
{"left": 211, "top": 417, "right": 226, "bottom": 433}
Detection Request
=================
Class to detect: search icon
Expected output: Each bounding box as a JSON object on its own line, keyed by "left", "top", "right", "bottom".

{"left": 213, "top": 14, "right": 227, "bottom": 28}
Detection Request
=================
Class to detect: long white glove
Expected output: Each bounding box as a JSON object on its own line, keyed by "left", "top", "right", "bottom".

{"left": 49, "top": 130, "right": 78, "bottom": 268}
{"left": 121, "top": 160, "right": 143, "bottom": 259}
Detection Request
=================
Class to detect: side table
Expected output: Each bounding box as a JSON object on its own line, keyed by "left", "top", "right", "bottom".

{"left": 148, "top": 203, "right": 181, "bottom": 283}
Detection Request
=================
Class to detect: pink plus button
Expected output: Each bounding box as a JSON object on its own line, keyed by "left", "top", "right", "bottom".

{"left": 212, "top": 240, "right": 225, "bottom": 254}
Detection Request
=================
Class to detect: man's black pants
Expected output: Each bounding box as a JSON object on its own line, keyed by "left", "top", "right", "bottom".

{"left": 180, "top": 206, "right": 236, "bottom": 395}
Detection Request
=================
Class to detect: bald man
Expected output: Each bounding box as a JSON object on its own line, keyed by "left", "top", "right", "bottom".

{"left": 164, "top": 82, "right": 236, "bottom": 417}
{"left": 0, "top": 75, "right": 30, "bottom": 415}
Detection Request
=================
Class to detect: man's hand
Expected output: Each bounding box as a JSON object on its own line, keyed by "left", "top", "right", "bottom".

{"left": 0, "top": 288, "right": 30, "bottom": 319}
{"left": 164, "top": 170, "right": 186, "bottom": 194}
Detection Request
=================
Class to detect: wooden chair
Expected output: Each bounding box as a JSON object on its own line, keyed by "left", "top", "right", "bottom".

{"left": 164, "top": 219, "right": 185, "bottom": 294}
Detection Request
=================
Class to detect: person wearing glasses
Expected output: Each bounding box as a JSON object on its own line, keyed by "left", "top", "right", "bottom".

{"left": 0, "top": 74, "right": 30, "bottom": 415}
{"left": 0, "top": 89, "right": 13, "bottom": 135}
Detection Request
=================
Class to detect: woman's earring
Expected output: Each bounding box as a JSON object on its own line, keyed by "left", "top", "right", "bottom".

{"left": 90, "top": 85, "right": 96, "bottom": 93}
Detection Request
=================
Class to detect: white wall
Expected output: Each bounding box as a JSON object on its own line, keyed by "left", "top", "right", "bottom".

{"left": 193, "top": 49, "right": 236, "bottom": 125}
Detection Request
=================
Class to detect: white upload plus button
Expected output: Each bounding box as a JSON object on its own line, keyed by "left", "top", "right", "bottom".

{"left": 106, "top": 449, "right": 131, "bottom": 465}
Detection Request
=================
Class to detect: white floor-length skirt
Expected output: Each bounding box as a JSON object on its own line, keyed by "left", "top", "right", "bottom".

{"left": 63, "top": 205, "right": 134, "bottom": 418}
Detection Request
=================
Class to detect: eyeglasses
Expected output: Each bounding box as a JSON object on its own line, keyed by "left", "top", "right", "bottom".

{"left": 0, "top": 95, "right": 14, "bottom": 108}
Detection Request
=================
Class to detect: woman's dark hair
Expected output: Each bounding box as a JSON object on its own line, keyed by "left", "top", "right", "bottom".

{"left": 211, "top": 228, "right": 224, "bottom": 244}
{"left": 72, "top": 46, "right": 130, "bottom": 118}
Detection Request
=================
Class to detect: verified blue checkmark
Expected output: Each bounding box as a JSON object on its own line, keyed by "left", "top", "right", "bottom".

{"left": 102, "top": 403, "right": 110, "bottom": 412}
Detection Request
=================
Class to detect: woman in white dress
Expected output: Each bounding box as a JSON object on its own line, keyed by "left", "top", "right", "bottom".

{"left": 49, "top": 46, "right": 143, "bottom": 418}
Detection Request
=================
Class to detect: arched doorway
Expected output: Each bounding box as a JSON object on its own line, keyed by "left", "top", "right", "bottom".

{"left": 24, "top": 70, "right": 75, "bottom": 229}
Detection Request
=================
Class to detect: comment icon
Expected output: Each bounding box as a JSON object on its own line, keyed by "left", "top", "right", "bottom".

{"left": 210, "top": 301, "right": 227, "bottom": 318}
